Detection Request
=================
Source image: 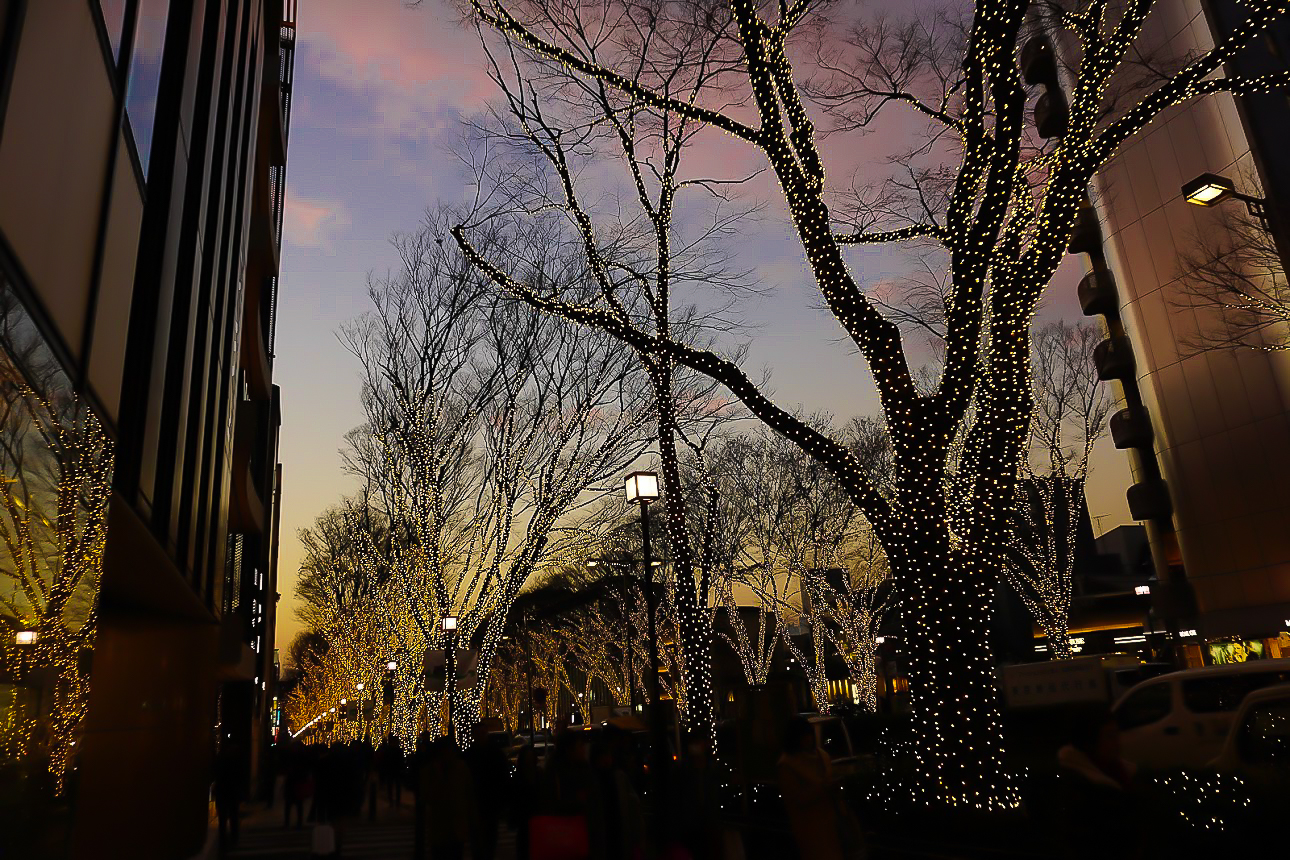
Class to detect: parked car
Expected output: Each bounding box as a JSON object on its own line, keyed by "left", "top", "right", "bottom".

{"left": 1207, "top": 681, "right": 1290, "bottom": 778}
{"left": 1112, "top": 659, "right": 1290, "bottom": 769}
{"left": 1141, "top": 683, "right": 1290, "bottom": 855}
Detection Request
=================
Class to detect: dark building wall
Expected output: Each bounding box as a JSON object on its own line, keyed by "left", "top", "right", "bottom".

{"left": 0, "top": 1, "right": 291, "bottom": 856}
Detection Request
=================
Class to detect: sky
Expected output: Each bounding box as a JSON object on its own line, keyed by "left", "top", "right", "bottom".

{"left": 272, "top": 0, "right": 1134, "bottom": 655}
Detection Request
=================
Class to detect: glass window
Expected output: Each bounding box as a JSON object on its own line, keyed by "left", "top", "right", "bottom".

{"left": 97, "top": 0, "right": 129, "bottom": 63}
{"left": 0, "top": 275, "right": 113, "bottom": 854}
{"left": 1238, "top": 699, "right": 1290, "bottom": 764}
{"left": 817, "top": 720, "right": 850, "bottom": 760}
{"left": 124, "top": 0, "right": 170, "bottom": 176}
{"left": 1114, "top": 682, "right": 1172, "bottom": 729}
{"left": 1182, "top": 671, "right": 1290, "bottom": 714}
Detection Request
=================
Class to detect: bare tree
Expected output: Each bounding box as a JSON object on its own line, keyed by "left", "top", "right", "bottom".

{"left": 451, "top": 0, "right": 758, "bottom": 735}
{"left": 340, "top": 210, "right": 655, "bottom": 740}
{"left": 454, "top": 0, "right": 1290, "bottom": 805}
{"left": 1176, "top": 176, "right": 1290, "bottom": 352}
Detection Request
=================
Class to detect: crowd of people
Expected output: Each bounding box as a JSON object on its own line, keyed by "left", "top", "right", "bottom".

{"left": 222, "top": 715, "right": 875, "bottom": 860}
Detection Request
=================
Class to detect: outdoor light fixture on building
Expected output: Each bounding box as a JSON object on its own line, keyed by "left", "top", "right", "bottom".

{"left": 1135, "top": 585, "right": 1151, "bottom": 595}
{"left": 624, "top": 471, "right": 660, "bottom": 503}
{"left": 14, "top": 630, "right": 37, "bottom": 645}
{"left": 1182, "top": 172, "right": 1236, "bottom": 206}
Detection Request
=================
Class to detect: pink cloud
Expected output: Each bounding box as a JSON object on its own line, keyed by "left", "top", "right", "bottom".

{"left": 297, "top": 0, "right": 495, "bottom": 135}
{"left": 284, "top": 197, "right": 351, "bottom": 250}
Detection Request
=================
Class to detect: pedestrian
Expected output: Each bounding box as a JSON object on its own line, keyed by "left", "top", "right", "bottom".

{"left": 674, "top": 731, "right": 723, "bottom": 859}
{"left": 511, "top": 744, "right": 540, "bottom": 860}
{"left": 1056, "top": 713, "right": 1141, "bottom": 859}
{"left": 283, "top": 739, "right": 310, "bottom": 829}
{"left": 412, "top": 731, "right": 433, "bottom": 860}
{"left": 595, "top": 726, "right": 644, "bottom": 860}
{"left": 420, "top": 736, "right": 475, "bottom": 860}
{"left": 465, "top": 723, "right": 510, "bottom": 860}
{"left": 777, "top": 718, "right": 855, "bottom": 860}
{"left": 213, "top": 740, "right": 245, "bottom": 854}
{"left": 531, "top": 729, "right": 598, "bottom": 860}
{"left": 383, "top": 735, "right": 405, "bottom": 806}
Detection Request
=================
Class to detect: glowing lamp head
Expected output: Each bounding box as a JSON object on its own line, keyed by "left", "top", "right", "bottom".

{"left": 355, "top": 683, "right": 364, "bottom": 691}
{"left": 388, "top": 661, "right": 398, "bottom": 671}
{"left": 586, "top": 559, "right": 599, "bottom": 568}
{"left": 1182, "top": 173, "right": 1234, "bottom": 207}
{"left": 15, "top": 630, "right": 37, "bottom": 645}
{"left": 441, "top": 615, "right": 458, "bottom": 632}
{"left": 624, "top": 471, "right": 660, "bottom": 504}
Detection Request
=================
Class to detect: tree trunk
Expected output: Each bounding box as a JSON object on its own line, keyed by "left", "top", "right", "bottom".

{"left": 652, "top": 362, "right": 715, "bottom": 738}
{"left": 890, "top": 519, "right": 1018, "bottom": 810}
{"left": 1044, "top": 614, "right": 1073, "bottom": 660}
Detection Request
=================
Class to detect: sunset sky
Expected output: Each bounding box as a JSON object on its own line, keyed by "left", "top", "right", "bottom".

{"left": 272, "top": 0, "right": 1134, "bottom": 654}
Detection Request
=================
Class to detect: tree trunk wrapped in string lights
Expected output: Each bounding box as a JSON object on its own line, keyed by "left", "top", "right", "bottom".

{"left": 455, "top": 0, "right": 1290, "bottom": 807}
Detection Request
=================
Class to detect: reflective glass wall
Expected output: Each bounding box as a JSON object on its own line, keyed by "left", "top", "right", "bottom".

{"left": 0, "top": 278, "right": 113, "bottom": 856}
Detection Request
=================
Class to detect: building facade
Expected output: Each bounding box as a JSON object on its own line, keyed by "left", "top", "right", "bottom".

{"left": 0, "top": 1, "right": 295, "bottom": 856}
{"left": 1079, "top": 1, "right": 1290, "bottom": 656}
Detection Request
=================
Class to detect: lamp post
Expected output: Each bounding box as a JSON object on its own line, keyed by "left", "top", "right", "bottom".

{"left": 1183, "top": 172, "right": 1290, "bottom": 273}
{"left": 442, "top": 615, "right": 458, "bottom": 744}
{"left": 624, "top": 470, "right": 666, "bottom": 802}
{"left": 383, "top": 661, "right": 397, "bottom": 738}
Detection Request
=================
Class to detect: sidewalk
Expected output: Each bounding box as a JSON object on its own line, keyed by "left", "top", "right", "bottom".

{"left": 214, "top": 788, "right": 517, "bottom": 859}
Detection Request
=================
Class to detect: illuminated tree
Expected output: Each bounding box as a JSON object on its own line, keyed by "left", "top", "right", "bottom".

{"left": 455, "top": 0, "right": 1290, "bottom": 806}
{"left": 1000, "top": 320, "right": 1109, "bottom": 659}
{"left": 293, "top": 211, "right": 657, "bottom": 743}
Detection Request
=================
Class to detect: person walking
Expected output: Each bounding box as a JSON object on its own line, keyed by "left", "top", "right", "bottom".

{"left": 465, "top": 724, "right": 510, "bottom": 860}
{"left": 532, "top": 730, "right": 599, "bottom": 860}
{"left": 282, "top": 739, "right": 310, "bottom": 829}
{"left": 778, "top": 718, "right": 856, "bottom": 860}
{"left": 511, "top": 744, "right": 540, "bottom": 860}
{"left": 213, "top": 741, "right": 246, "bottom": 854}
{"left": 674, "top": 731, "right": 724, "bottom": 859}
{"left": 420, "top": 737, "right": 476, "bottom": 860}
{"left": 1056, "top": 713, "right": 1141, "bottom": 859}
{"left": 379, "top": 735, "right": 406, "bottom": 807}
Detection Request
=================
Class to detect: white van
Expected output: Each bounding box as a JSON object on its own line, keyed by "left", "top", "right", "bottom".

{"left": 1112, "top": 659, "right": 1290, "bottom": 770}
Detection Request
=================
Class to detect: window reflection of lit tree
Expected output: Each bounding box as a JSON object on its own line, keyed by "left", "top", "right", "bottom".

{"left": 0, "top": 301, "right": 112, "bottom": 794}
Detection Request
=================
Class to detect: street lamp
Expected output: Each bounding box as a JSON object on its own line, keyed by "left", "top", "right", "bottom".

{"left": 14, "top": 630, "right": 37, "bottom": 645}
{"left": 1182, "top": 172, "right": 1237, "bottom": 207}
{"left": 442, "top": 615, "right": 458, "bottom": 743}
{"left": 624, "top": 470, "right": 667, "bottom": 804}
{"left": 1182, "top": 170, "right": 1290, "bottom": 335}
{"left": 624, "top": 471, "right": 660, "bottom": 504}
{"left": 388, "top": 660, "right": 398, "bottom": 671}
{"left": 1183, "top": 171, "right": 1285, "bottom": 247}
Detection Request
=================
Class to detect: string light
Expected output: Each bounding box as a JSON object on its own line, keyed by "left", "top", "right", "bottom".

{"left": 0, "top": 376, "right": 113, "bottom": 795}
{"left": 452, "top": 0, "right": 1289, "bottom": 808}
